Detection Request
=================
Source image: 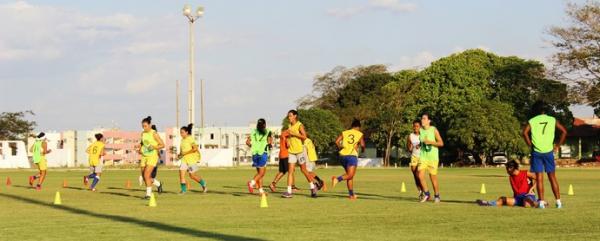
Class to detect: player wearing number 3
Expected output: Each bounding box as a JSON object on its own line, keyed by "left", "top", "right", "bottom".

{"left": 523, "top": 101, "right": 567, "bottom": 209}
{"left": 332, "top": 119, "right": 365, "bottom": 200}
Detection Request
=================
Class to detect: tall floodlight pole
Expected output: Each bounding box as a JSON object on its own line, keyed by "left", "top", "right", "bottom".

{"left": 182, "top": 4, "right": 204, "bottom": 133}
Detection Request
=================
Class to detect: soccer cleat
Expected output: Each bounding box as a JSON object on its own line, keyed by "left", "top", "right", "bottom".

{"left": 157, "top": 182, "right": 163, "bottom": 194}
{"left": 269, "top": 182, "right": 276, "bottom": 192}
{"left": 143, "top": 195, "right": 151, "bottom": 200}
{"left": 418, "top": 191, "right": 424, "bottom": 200}
{"left": 36, "top": 185, "right": 41, "bottom": 191}
{"left": 317, "top": 179, "right": 325, "bottom": 191}
{"left": 538, "top": 201, "right": 546, "bottom": 209}
{"left": 310, "top": 188, "right": 317, "bottom": 198}
{"left": 281, "top": 192, "right": 293, "bottom": 198}
{"left": 419, "top": 194, "right": 430, "bottom": 203}
{"left": 476, "top": 199, "right": 491, "bottom": 206}
{"left": 178, "top": 191, "right": 186, "bottom": 195}
{"left": 28, "top": 176, "right": 35, "bottom": 187}
{"left": 91, "top": 188, "right": 97, "bottom": 192}
{"left": 202, "top": 186, "right": 208, "bottom": 193}
{"left": 349, "top": 194, "right": 358, "bottom": 200}
{"left": 434, "top": 197, "right": 441, "bottom": 203}
{"left": 331, "top": 176, "right": 339, "bottom": 189}
{"left": 83, "top": 176, "right": 89, "bottom": 186}
{"left": 556, "top": 202, "right": 562, "bottom": 209}
{"left": 247, "top": 181, "right": 254, "bottom": 194}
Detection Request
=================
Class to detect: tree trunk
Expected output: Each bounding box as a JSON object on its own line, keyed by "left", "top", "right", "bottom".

{"left": 384, "top": 130, "right": 394, "bottom": 167}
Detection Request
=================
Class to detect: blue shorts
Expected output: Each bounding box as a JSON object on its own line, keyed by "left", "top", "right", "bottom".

{"left": 252, "top": 153, "right": 268, "bottom": 168}
{"left": 530, "top": 151, "right": 555, "bottom": 173}
{"left": 514, "top": 194, "right": 536, "bottom": 207}
{"left": 340, "top": 156, "right": 358, "bottom": 169}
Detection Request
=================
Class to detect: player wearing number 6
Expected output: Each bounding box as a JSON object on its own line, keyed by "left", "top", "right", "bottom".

{"left": 84, "top": 133, "right": 105, "bottom": 191}
{"left": 332, "top": 119, "right": 365, "bottom": 200}
{"left": 522, "top": 101, "right": 567, "bottom": 209}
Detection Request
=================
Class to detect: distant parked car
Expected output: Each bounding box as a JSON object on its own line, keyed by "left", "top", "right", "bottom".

{"left": 490, "top": 151, "right": 508, "bottom": 164}
{"left": 462, "top": 152, "right": 476, "bottom": 164}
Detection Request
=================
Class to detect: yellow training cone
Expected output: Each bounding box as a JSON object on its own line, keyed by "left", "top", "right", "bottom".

{"left": 148, "top": 193, "right": 157, "bottom": 207}
{"left": 480, "top": 184, "right": 487, "bottom": 194}
{"left": 53, "top": 191, "right": 62, "bottom": 205}
{"left": 260, "top": 193, "right": 268, "bottom": 208}
{"left": 568, "top": 184, "right": 574, "bottom": 196}
{"left": 401, "top": 182, "right": 407, "bottom": 193}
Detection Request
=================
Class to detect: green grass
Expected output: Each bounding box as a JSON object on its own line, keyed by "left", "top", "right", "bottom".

{"left": 1, "top": 167, "right": 599, "bottom": 241}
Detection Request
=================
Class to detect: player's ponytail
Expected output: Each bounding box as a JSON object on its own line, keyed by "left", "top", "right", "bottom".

{"left": 142, "top": 116, "right": 152, "bottom": 124}
{"left": 181, "top": 123, "right": 193, "bottom": 134}
{"left": 151, "top": 124, "right": 157, "bottom": 131}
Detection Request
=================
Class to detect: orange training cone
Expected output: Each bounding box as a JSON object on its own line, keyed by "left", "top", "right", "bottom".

{"left": 6, "top": 177, "right": 12, "bottom": 186}
{"left": 126, "top": 180, "right": 132, "bottom": 189}
{"left": 63, "top": 179, "right": 68, "bottom": 188}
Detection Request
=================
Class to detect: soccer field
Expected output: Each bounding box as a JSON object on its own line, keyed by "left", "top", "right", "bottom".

{"left": 1, "top": 167, "right": 599, "bottom": 241}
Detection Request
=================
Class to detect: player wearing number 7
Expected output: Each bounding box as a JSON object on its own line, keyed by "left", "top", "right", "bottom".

{"left": 522, "top": 101, "right": 567, "bottom": 209}
{"left": 331, "top": 119, "right": 365, "bottom": 200}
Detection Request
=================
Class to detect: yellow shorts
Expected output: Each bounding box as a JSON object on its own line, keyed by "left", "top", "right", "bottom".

{"left": 35, "top": 158, "right": 48, "bottom": 171}
{"left": 141, "top": 155, "right": 158, "bottom": 167}
{"left": 417, "top": 159, "right": 439, "bottom": 175}
{"left": 410, "top": 156, "right": 420, "bottom": 167}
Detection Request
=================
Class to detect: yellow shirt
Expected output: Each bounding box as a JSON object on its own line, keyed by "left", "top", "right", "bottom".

{"left": 304, "top": 138, "right": 318, "bottom": 162}
{"left": 339, "top": 129, "right": 363, "bottom": 156}
{"left": 288, "top": 121, "right": 304, "bottom": 154}
{"left": 88, "top": 141, "right": 105, "bottom": 166}
{"left": 181, "top": 136, "right": 201, "bottom": 164}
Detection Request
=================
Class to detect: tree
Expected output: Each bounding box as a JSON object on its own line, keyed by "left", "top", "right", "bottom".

{"left": 281, "top": 108, "right": 343, "bottom": 156}
{"left": 367, "top": 72, "right": 419, "bottom": 166}
{"left": 549, "top": 1, "right": 600, "bottom": 115}
{"left": 0, "top": 111, "right": 37, "bottom": 141}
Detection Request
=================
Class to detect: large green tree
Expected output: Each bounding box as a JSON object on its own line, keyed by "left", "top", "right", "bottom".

{"left": 549, "top": 1, "right": 600, "bottom": 115}
{"left": 0, "top": 111, "right": 36, "bottom": 141}
{"left": 281, "top": 108, "right": 343, "bottom": 155}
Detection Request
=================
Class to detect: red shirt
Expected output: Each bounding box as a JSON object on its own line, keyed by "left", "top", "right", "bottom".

{"left": 509, "top": 170, "right": 530, "bottom": 196}
{"left": 279, "top": 132, "right": 289, "bottom": 159}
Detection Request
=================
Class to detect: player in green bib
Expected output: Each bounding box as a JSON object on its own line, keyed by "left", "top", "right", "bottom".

{"left": 523, "top": 101, "right": 567, "bottom": 209}
{"left": 29, "top": 132, "right": 51, "bottom": 191}
{"left": 417, "top": 113, "right": 444, "bottom": 203}
{"left": 246, "top": 118, "right": 273, "bottom": 195}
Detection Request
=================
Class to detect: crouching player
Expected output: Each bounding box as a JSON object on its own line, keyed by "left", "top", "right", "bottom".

{"left": 477, "top": 160, "right": 538, "bottom": 208}
{"left": 84, "top": 133, "right": 105, "bottom": 191}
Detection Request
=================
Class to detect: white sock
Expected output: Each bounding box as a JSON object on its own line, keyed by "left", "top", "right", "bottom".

{"left": 250, "top": 180, "right": 256, "bottom": 186}
{"left": 287, "top": 186, "right": 292, "bottom": 193}
{"left": 259, "top": 188, "right": 264, "bottom": 194}
{"left": 309, "top": 182, "right": 316, "bottom": 190}
{"left": 146, "top": 187, "right": 152, "bottom": 196}
{"left": 153, "top": 179, "right": 160, "bottom": 187}
{"left": 138, "top": 176, "right": 143, "bottom": 185}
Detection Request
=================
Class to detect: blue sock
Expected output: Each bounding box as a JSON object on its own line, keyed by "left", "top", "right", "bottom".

{"left": 424, "top": 191, "right": 430, "bottom": 196}
{"left": 349, "top": 190, "right": 354, "bottom": 196}
{"left": 181, "top": 183, "right": 187, "bottom": 192}
{"left": 337, "top": 176, "right": 344, "bottom": 182}
{"left": 199, "top": 179, "right": 206, "bottom": 187}
{"left": 88, "top": 173, "right": 96, "bottom": 179}
{"left": 91, "top": 176, "right": 100, "bottom": 189}
{"left": 489, "top": 201, "right": 497, "bottom": 206}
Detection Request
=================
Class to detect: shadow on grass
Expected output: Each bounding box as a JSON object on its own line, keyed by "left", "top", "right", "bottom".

{"left": 442, "top": 199, "right": 477, "bottom": 204}
{"left": 469, "top": 175, "right": 505, "bottom": 178}
{"left": 99, "top": 191, "right": 133, "bottom": 198}
{"left": 106, "top": 186, "right": 178, "bottom": 195}
{"left": 0, "top": 193, "right": 265, "bottom": 241}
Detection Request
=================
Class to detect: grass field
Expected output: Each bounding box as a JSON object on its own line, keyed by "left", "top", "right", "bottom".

{"left": 1, "top": 167, "right": 599, "bottom": 241}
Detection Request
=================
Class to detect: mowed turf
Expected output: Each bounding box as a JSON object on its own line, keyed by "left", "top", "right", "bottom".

{"left": 0, "top": 167, "right": 599, "bottom": 241}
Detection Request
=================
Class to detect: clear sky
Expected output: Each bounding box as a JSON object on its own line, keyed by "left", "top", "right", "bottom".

{"left": 0, "top": 0, "right": 593, "bottom": 131}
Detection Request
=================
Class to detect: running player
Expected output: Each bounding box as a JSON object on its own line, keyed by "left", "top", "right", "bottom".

{"left": 477, "top": 160, "right": 539, "bottom": 208}
{"left": 406, "top": 120, "right": 423, "bottom": 199}
{"left": 138, "top": 116, "right": 165, "bottom": 199}
{"left": 523, "top": 101, "right": 568, "bottom": 209}
{"left": 282, "top": 110, "right": 319, "bottom": 198}
{"left": 246, "top": 119, "right": 273, "bottom": 195}
{"left": 304, "top": 137, "right": 325, "bottom": 191}
{"left": 178, "top": 123, "right": 207, "bottom": 194}
{"left": 269, "top": 129, "right": 290, "bottom": 192}
{"left": 29, "top": 132, "right": 51, "bottom": 191}
{"left": 331, "top": 119, "right": 365, "bottom": 200}
{"left": 83, "top": 133, "right": 105, "bottom": 191}
{"left": 417, "top": 113, "right": 444, "bottom": 203}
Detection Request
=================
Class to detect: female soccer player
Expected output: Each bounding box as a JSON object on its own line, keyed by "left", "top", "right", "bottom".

{"left": 477, "top": 160, "right": 538, "bottom": 208}
{"left": 406, "top": 120, "right": 423, "bottom": 199}
{"left": 29, "top": 132, "right": 51, "bottom": 191}
{"left": 178, "top": 123, "right": 207, "bottom": 194}
{"left": 139, "top": 116, "right": 165, "bottom": 199}
{"left": 417, "top": 113, "right": 444, "bottom": 203}
{"left": 269, "top": 129, "right": 290, "bottom": 192}
{"left": 84, "top": 133, "right": 105, "bottom": 191}
{"left": 246, "top": 119, "right": 273, "bottom": 195}
{"left": 331, "top": 119, "right": 365, "bottom": 200}
{"left": 282, "top": 110, "right": 319, "bottom": 198}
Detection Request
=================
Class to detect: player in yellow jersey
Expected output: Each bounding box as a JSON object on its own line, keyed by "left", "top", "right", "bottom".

{"left": 83, "top": 133, "right": 105, "bottom": 191}
{"left": 282, "top": 110, "right": 319, "bottom": 198}
{"left": 332, "top": 119, "right": 365, "bottom": 200}
{"left": 178, "top": 123, "right": 207, "bottom": 194}
{"left": 29, "top": 132, "right": 51, "bottom": 191}
{"left": 138, "top": 116, "right": 165, "bottom": 199}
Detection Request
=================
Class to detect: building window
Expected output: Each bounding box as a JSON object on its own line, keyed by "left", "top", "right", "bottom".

{"left": 210, "top": 133, "right": 214, "bottom": 140}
